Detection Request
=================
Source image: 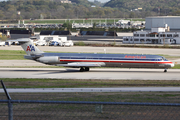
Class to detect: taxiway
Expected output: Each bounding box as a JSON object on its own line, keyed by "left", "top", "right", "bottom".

{"left": 0, "top": 68, "right": 179, "bottom": 80}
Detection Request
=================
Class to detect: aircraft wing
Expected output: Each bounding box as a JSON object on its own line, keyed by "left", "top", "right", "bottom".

{"left": 56, "top": 62, "right": 105, "bottom": 67}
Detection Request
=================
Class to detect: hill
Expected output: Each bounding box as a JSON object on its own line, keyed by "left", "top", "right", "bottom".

{"left": 0, "top": 0, "right": 180, "bottom": 20}
{"left": 104, "top": 0, "right": 180, "bottom": 15}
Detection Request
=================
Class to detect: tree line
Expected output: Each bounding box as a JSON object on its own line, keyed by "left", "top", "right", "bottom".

{"left": 0, "top": 0, "right": 180, "bottom": 21}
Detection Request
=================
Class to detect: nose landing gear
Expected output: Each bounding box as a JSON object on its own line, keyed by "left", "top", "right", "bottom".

{"left": 164, "top": 68, "right": 167, "bottom": 72}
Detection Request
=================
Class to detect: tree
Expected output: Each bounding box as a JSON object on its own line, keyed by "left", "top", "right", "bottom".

{"left": 0, "top": 35, "right": 7, "bottom": 41}
{"left": 0, "top": 10, "right": 5, "bottom": 19}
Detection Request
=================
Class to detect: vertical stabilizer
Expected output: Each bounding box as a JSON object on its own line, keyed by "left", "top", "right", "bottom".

{"left": 11, "top": 39, "right": 44, "bottom": 55}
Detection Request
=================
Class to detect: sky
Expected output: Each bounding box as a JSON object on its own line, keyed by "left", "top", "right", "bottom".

{"left": 0, "top": 0, "right": 111, "bottom": 3}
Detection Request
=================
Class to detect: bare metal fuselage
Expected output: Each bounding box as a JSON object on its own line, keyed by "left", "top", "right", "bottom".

{"left": 31, "top": 53, "right": 174, "bottom": 69}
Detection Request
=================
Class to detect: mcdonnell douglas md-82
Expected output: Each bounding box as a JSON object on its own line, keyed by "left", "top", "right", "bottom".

{"left": 10, "top": 39, "right": 174, "bottom": 72}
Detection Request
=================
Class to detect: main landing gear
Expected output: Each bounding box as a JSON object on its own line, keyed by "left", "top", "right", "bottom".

{"left": 80, "top": 67, "right": 90, "bottom": 72}
{"left": 164, "top": 68, "right": 167, "bottom": 72}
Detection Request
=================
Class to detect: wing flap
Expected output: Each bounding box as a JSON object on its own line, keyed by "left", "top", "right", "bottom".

{"left": 56, "top": 62, "right": 105, "bottom": 67}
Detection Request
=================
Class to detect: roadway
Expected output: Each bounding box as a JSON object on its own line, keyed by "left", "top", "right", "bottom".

{"left": 0, "top": 68, "right": 179, "bottom": 80}
{"left": 10, "top": 34, "right": 123, "bottom": 44}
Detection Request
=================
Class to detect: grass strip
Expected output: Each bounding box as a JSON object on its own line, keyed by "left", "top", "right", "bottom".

{"left": 1, "top": 78, "right": 180, "bottom": 88}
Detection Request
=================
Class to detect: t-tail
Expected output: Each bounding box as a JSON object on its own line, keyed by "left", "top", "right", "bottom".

{"left": 8, "top": 38, "right": 44, "bottom": 55}
{"left": 8, "top": 38, "right": 44, "bottom": 60}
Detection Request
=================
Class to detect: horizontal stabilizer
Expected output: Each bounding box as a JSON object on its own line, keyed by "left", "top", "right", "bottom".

{"left": 7, "top": 38, "right": 43, "bottom": 55}
{"left": 7, "top": 38, "right": 31, "bottom": 43}
{"left": 56, "top": 62, "right": 105, "bottom": 67}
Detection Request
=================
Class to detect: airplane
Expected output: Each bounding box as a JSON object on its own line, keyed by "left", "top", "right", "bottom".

{"left": 9, "top": 38, "right": 174, "bottom": 72}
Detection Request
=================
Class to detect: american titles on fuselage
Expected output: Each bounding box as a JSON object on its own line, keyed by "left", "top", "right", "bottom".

{"left": 124, "top": 55, "right": 146, "bottom": 59}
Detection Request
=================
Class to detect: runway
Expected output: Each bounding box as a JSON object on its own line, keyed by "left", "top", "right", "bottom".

{"left": 0, "top": 68, "right": 179, "bottom": 80}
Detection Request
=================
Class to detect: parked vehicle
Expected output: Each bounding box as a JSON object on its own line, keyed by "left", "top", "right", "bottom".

{"left": 62, "top": 40, "right": 74, "bottom": 47}
{"left": 34, "top": 40, "right": 47, "bottom": 46}
{"left": 0, "top": 41, "right": 5, "bottom": 46}
{"left": 32, "top": 36, "right": 74, "bottom": 47}
{"left": 49, "top": 41, "right": 59, "bottom": 46}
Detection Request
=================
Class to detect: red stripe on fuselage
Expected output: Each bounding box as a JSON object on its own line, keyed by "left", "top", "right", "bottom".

{"left": 60, "top": 59, "right": 173, "bottom": 64}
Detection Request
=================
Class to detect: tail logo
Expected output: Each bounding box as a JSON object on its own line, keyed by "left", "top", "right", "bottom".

{"left": 26, "top": 45, "right": 35, "bottom": 51}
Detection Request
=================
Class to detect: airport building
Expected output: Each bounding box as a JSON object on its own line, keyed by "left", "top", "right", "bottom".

{"left": 123, "top": 28, "right": 180, "bottom": 44}
{"left": 123, "top": 16, "right": 180, "bottom": 44}
{"left": 145, "top": 16, "right": 180, "bottom": 30}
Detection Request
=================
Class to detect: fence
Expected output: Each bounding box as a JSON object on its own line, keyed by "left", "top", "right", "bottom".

{"left": 1, "top": 81, "right": 180, "bottom": 120}
{"left": 1, "top": 99, "right": 180, "bottom": 120}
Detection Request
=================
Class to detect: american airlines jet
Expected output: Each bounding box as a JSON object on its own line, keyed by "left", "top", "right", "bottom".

{"left": 10, "top": 39, "right": 174, "bottom": 72}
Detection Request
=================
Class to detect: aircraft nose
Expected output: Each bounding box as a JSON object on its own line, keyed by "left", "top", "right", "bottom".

{"left": 171, "top": 63, "right": 174, "bottom": 67}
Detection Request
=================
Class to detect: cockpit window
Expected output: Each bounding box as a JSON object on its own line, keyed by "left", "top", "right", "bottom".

{"left": 162, "top": 57, "right": 167, "bottom": 61}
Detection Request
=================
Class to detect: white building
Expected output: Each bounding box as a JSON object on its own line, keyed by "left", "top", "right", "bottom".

{"left": 116, "top": 19, "right": 130, "bottom": 25}
{"left": 72, "top": 23, "right": 93, "bottom": 28}
{"left": 145, "top": 16, "right": 180, "bottom": 30}
{"left": 123, "top": 27, "right": 180, "bottom": 44}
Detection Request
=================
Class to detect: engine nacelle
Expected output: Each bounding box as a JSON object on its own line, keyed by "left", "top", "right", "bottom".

{"left": 37, "top": 56, "right": 60, "bottom": 64}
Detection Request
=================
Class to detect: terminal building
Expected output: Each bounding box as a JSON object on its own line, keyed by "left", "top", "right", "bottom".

{"left": 123, "top": 16, "right": 180, "bottom": 44}
{"left": 123, "top": 27, "right": 180, "bottom": 44}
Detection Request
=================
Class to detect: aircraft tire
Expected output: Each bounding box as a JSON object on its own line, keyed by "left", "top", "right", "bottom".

{"left": 85, "top": 67, "right": 89, "bottom": 71}
{"left": 80, "top": 67, "right": 84, "bottom": 72}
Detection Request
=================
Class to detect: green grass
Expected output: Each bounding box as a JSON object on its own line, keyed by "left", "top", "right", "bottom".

{"left": 171, "top": 64, "right": 180, "bottom": 69}
{"left": 24, "top": 18, "right": 145, "bottom": 24}
{"left": 25, "top": 19, "right": 120, "bottom": 24}
{"left": 1, "top": 78, "right": 180, "bottom": 88}
{"left": 0, "top": 50, "right": 25, "bottom": 60}
{"left": 1, "top": 78, "right": 179, "bottom": 103}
